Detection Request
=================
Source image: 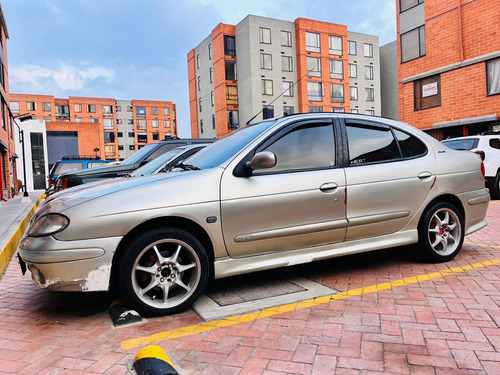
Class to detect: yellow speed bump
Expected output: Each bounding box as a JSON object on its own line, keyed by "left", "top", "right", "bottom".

{"left": 134, "top": 345, "right": 178, "bottom": 375}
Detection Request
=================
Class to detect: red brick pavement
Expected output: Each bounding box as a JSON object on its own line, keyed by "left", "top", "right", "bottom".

{"left": 0, "top": 203, "right": 499, "bottom": 374}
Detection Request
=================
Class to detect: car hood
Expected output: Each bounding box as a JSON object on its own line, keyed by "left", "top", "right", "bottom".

{"left": 45, "top": 178, "right": 124, "bottom": 204}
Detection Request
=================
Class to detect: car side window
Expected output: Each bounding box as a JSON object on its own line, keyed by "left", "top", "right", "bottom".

{"left": 145, "top": 143, "right": 187, "bottom": 162}
{"left": 346, "top": 123, "right": 400, "bottom": 165}
{"left": 56, "top": 162, "right": 84, "bottom": 174}
{"left": 393, "top": 129, "right": 427, "bottom": 158}
{"left": 261, "top": 123, "right": 335, "bottom": 173}
{"left": 490, "top": 138, "right": 500, "bottom": 150}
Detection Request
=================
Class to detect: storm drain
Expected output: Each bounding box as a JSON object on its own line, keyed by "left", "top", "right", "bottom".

{"left": 192, "top": 274, "right": 338, "bottom": 321}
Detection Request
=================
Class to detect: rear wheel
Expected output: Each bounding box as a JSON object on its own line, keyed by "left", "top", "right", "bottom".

{"left": 490, "top": 172, "right": 500, "bottom": 200}
{"left": 117, "top": 228, "right": 209, "bottom": 317}
{"left": 418, "top": 201, "right": 464, "bottom": 262}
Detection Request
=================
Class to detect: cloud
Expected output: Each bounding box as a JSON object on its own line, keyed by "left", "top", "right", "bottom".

{"left": 354, "top": 0, "right": 396, "bottom": 44}
{"left": 11, "top": 64, "right": 115, "bottom": 91}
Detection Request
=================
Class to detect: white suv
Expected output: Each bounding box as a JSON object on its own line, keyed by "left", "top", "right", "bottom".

{"left": 442, "top": 134, "right": 500, "bottom": 198}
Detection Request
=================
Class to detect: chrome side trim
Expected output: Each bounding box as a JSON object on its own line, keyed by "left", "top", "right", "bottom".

{"left": 234, "top": 220, "right": 348, "bottom": 243}
{"left": 216, "top": 230, "right": 418, "bottom": 279}
{"left": 348, "top": 211, "right": 410, "bottom": 227}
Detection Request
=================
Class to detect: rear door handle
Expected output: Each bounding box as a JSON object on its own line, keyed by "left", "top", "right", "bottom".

{"left": 418, "top": 171, "right": 432, "bottom": 179}
{"left": 320, "top": 182, "right": 338, "bottom": 192}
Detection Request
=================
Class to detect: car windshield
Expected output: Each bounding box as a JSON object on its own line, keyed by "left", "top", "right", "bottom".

{"left": 130, "top": 148, "right": 185, "bottom": 177}
{"left": 120, "top": 143, "right": 158, "bottom": 166}
{"left": 184, "top": 120, "right": 277, "bottom": 169}
{"left": 442, "top": 138, "right": 479, "bottom": 150}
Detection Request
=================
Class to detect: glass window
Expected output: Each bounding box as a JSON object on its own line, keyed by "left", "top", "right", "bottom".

{"left": 263, "top": 123, "right": 335, "bottom": 172}
{"left": 104, "top": 132, "right": 115, "bottom": 143}
{"left": 27, "top": 102, "right": 36, "bottom": 111}
{"left": 414, "top": 74, "right": 441, "bottom": 110}
{"left": 212, "top": 114, "right": 216, "bottom": 129}
{"left": 152, "top": 132, "right": 160, "bottom": 141}
{"left": 55, "top": 162, "right": 84, "bottom": 174}
{"left": 129, "top": 145, "right": 135, "bottom": 150}
{"left": 401, "top": 26, "right": 426, "bottom": 63}
{"left": 137, "top": 119, "right": 147, "bottom": 129}
{"left": 350, "top": 86, "right": 358, "bottom": 100}
{"left": 42, "top": 102, "right": 51, "bottom": 111}
{"left": 365, "top": 65, "right": 374, "bottom": 80}
{"left": 228, "top": 110, "right": 239, "bottom": 129}
{"left": 263, "top": 106, "right": 274, "bottom": 119}
{"left": 117, "top": 132, "right": 123, "bottom": 137}
{"left": 89, "top": 118, "right": 99, "bottom": 123}
{"left": 103, "top": 118, "right": 114, "bottom": 129}
{"left": 332, "top": 107, "right": 345, "bottom": 113}
{"left": 127, "top": 106, "right": 133, "bottom": 112}
{"left": 365, "top": 87, "right": 375, "bottom": 102}
{"left": 486, "top": 57, "right": 500, "bottom": 96}
{"left": 56, "top": 105, "right": 69, "bottom": 116}
{"left": 196, "top": 54, "right": 200, "bottom": 69}
{"left": 281, "top": 31, "right": 292, "bottom": 47}
{"left": 211, "top": 91, "right": 215, "bottom": 106}
{"left": 163, "top": 107, "right": 170, "bottom": 116}
{"left": 364, "top": 43, "right": 373, "bottom": 58}
{"left": 262, "top": 79, "right": 273, "bottom": 95}
{"left": 116, "top": 106, "right": 122, "bottom": 112}
{"left": 308, "top": 82, "right": 323, "bottom": 101}
{"left": 87, "top": 104, "right": 96, "bottom": 113}
{"left": 74, "top": 117, "right": 81, "bottom": 122}
{"left": 137, "top": 132, "right": 148, "bottom": 143}
{"left": 224, "top": 35, "right": 236, "bottom": 56}
{"left": 329, "top": 36, "right": 342, "bottom": 55}
{"left": 309, "top": 106, "right": 323, "bottom": 113}
{"left": 105, "top": 145, "right": 116, "bottom": 157}
{"left": 346, "top": 123, "right": 400, "bottom": 165}
{"left": 199, "top": 98, "right": 202, "bottom": 112}
{"left": 152, "top": 119, "right": 159, "bottom": 128}
{"left": 283, "top": 81, "right": 293, "bottom": 97}
{"left": 127, "top": 119, "right": 134, "bottom": 125}
{"left": 225, "top": 60, "right": 237, "bottom": 80}
{"left": 366, "top": 110, "right": 375, "bottom": 116}
{"left": 351, "top": 109, "right": 359, "bottom": 114}
{"left": 151, "top": 107, "right": 158, "bottom": 115}
{"left": 226, "top": 86, "right": 238, "bottom": 105}
{"left": 208, "top": 44, "right": 212, "bottom": 59}
{"left": 331, "top": 84, "right": 344, "bottom": 103}
{"left": 348, "top": 41, "right": 357, "bottom": 55}
{"left": 260, "top": 53, "right": 272, "bottom": 69}
{"left": 349, "top": 64, "right": 357, "bottom": 78}
{"left": 102, "top": 105, "right": 113, "bottom": 115}
{"left": 330, "top": 60, "right": 343, "bottom": 79}
{"left": 307, "top": 57, "right": 322, "bottom": 77}
{"left": 490, "top": 138, "right": 500, "bottom": 149}
{"left": 128, "top": 132, "right": 135, "bottom": 138}
{"left": 260, "top": 27, "right": 271, "bottom": 44}
{"left": 393, "top": 129, "right": 427, "bottom": 158}
{"left": 305, "top": 32, "right": 321, "bottom": 53}
{"left": 117, "top": 119, "right": 123, "bottom": 125}
{"left": 11, "top": 101, "right": 19, "bottom": 113}
{"left": 282, "top": 56, "right": 293, "bottom": 72}
{"left": 400, "top": 0, "right": 424, "bottom": 13}
{"left": 209, "top": 68, "right": 213, "bottom": 83}
{"left": 164, "top": 119, "right": 171, "bottom": 128}
{"left": 283, "top": 106, "right": 294, "bottom": 116}
{"left": 197, "top": 76, "right": 201, "bottom": 90}
{"left": 136, "top": 106, "right": 146, "bottom": 117}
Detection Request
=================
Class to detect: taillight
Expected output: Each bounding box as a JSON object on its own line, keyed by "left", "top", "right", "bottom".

{"left": 49, "top": 177, "right": 55, "bottom": 185}
{"left": 475, "top": 150, "right": 485, "bottom": 161}
{"left": 481, "top": 162, "right": 485, "bottom": 177}
{"left": 61, "top": 178, "right": 68, "bottom": 188}
{"left": 56, "top": 177, "right": 69, "bottom": 191}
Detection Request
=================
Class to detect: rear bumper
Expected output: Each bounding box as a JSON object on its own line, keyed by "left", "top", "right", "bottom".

{"left": 458, "top": 188, "right": 490, "bottom": 236}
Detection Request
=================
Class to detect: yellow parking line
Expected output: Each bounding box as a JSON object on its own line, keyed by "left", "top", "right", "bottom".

{"left": 465, "top": 241, "right": 500, "bottom": 249}
{"left": 121, "top": 257, "right": 500, "bottom": 351}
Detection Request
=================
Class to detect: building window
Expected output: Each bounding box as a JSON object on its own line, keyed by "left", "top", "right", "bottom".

{"left": 27, "top": 102, "right": 36, "bottom": 111}
{"left": 42, "top": 102, "right": 51, "bottom": 111}
{"left": 153, "top": 132, "right": 160, "bottom": 141}
{"left": 329, "top": 36, "right": 342, "bottom": 55}
{"left": 348, "top": 41, "right": 357, "bottom": 55}
{"left": 211, "top": 91, "right": 215, "bottom": 106}
{"left": 116, "top": 105, "right": 122, "bottom": 112}
{"left": 283, "top": 106, "right": 294, "bottom": 116}
{"left": 401, "top": 26, "right": 426, "bottom": 63}
{"left": 105, "top": 145, "right": 116, "bottom": 157}
{"left": 89, "top": 118, "right": 99, "bottom": 123}
{"left": 197, "top": 76, "right": 201, "bottom": 90}
{"left": 128, "top": 132, "right": 135, "bottom": 138}
{"left": 11, "top": 101, "right": 19, "bottom": 113}
{"left": 281, "top": 56, "right": 293, "bottom": 72}
{"left": 225, "top": 60, "right": 237, "bottom": 80}
{"left": 414, "top": 74, "right": 441, "bottom": 110}
{"left": 305, "top": 32, "right": 321, "bottom": 53}
{"left": 262, "top": 79, "right": 273, "bottom": 96}
{"left": 307, "top": 57, "right": 322, "bottom": 77}
{"left": 136, "top": 106, "right": 146, "bottom": 117}
{"left": 351, "top": 109, "right": 359, "bottom": 114}
{"left": 366, "top": 110, "right": 375, "bottom": 116}
{"left": 151, "top": 107, "right": 158, "bottom": 115}
{"left": 127, "top": 106, "right": 133, "bottom": 112}
{"left": 102, "top": 105, "right": 113, "bottom": 115}
{"left": 349, "top": 64, "right": 357, "bottom": 78}
{"left": 129, "top": 145, "right": 135, "bottom": 150}
{"left": 260, "top": 53, "right": 272, "bottom": 70}
{"left": 208, "top": 43, "right": 212, "bottom": 59}
{"left": 224, "top": 35, "right": 236, "bottom": 56}
{"left": 209, "top": 68, "right": 213, "bottom": 83}
{"left": 364, "top": 43, "right": 373, "bottom": 58}
{"left": 196, "top": 54, "right": 200, "bottom": 69}
{"left": 137, "top": 119, "right": 147, "bottom": 129}
{"left": 87, "top": 104, "right": 96, "bottom": 113}
{"left": 104, "top": 132, "right": 115, "bottom": 143}
{"left": 200, "top": 119, "right": 204, "bottom": 134}
{"left": 103, "top": 118, "right": 114, "bottom": 129}
{"left": 228, "top": 110, "right": 239, "bottom": 129}
{"left": 163, "top": 107, "right": 170, "bottom": 116}
{"left": 56, "top": 105, "right": 69, "bottom": 116}
{"left": 137, "top": 132, "right": 148, "bottom": 143}
{"left": 331, "top": 84, "right": 344, "bottom": 103}
{"left": 117, "top": 119, "right": 123, "bottom": 125}
{"left": 118, "top": 145, "right": 124, "bottom": 150}
{"left": 72, "top": 103, "right": 81, "bottom": 113}
{"left": 212, "top": 114, "right": 216, "bottom": 129}
{"left": 283, "top": 81, "right": 294, "bottom": 97}
{"left": 486, "top": 57, "right": 500, "bottom": 96}
{"left": 117, "top": 132, "right": 123, "bottom": 137}
{"left": 365, "top": 65, "right": 374, "bottom": 80}
{"left": 127, "top": 119, "right": 134, "bottom": 125}
{"left": 164, "top": 119, "right": 171, "bottom": 128}
{"left": 308, "top": 82, "right": 323, "bottom": 101}
{"left": 43, "top": 116, "right": 52, "bottom": 121}
{"left": 165, "top": 132, "right": 172, "bottom": 138}
{"left": 260, "top": 27, "right": 271, "bottom": 44}
{"left": 309, "top": 106, "right": 323, "bottom": 113}
{"left": 281, "top": 30, "right": 292, "bottom": 47}
{"left": 350, "top": 86, "right": 358, "bottom": 100}
{"left": 332, "top": 107, "right": 345, "bottom": 113}
{"left": 330, "top": 60, "right": 343, "bottom": 79}
{"left": 262, "top": 106, "right": 274, "bottom": 119}
{"left": 400, "top": 0, "right": 424, "bottom": 13}
{"left": 226, "top": 86, "right": 238, "bottom": 105}
{"left": 199, "top": 98, "right": 203, "bottom": 112}
{"left": 365, "top": 87, "right": 375, "bottom": 102}
{"left": 152, "top": 119, "right": 159, "bottom": 128}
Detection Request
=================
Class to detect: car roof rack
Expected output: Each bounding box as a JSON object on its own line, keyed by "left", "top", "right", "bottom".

{"left": 61, "top": 155, "right": 101, "bottom": 160}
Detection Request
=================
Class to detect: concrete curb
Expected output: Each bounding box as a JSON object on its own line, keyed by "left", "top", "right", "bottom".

{"left": 0, "top": 194, "right": 44, "bottom": 278}
{"left": 133, "top": 345, "right": 179, "bottom": 375}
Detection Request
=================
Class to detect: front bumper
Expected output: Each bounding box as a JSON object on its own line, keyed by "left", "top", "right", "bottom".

{"left": 18, "top": 235, "right": 122, "bottom": 292}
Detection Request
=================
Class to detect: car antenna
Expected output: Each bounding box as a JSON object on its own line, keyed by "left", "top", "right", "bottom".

{"left": 246, "top": 67, "right": 316, "bottom": 125}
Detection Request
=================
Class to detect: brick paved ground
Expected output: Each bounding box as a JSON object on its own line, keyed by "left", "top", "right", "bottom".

{"left": 0, "top": 202, "right": 499, "bottom": 374}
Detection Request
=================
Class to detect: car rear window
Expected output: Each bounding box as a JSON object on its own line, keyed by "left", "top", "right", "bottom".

{"left": 54, "top": 162, "right": 84, "bottom": 175}
{"left": 88, "top": 162, "right": 108, "bottom": 168}
{"left": 442, "top": 138, "right": 479, "bottom": 150}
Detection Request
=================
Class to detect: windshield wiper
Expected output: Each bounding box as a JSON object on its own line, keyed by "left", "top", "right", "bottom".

{"left": 174, "top": 163, "right": 200, "bottom": 171}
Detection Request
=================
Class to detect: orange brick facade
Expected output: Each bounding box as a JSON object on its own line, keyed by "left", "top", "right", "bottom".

{"left": 397, "top": 0, "right": 500, "bottom": 137}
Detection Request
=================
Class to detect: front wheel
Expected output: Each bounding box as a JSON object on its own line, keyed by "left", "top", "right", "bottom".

{"left": 490, "top": 173, "right": 500, "bottom": 200}
{"left": 418, "top": 201, "right": 464, "bottom": 262}
{"left": 117, "top": 228, "right": 209, "bottom": 317}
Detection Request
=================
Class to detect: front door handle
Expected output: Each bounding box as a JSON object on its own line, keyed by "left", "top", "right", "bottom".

{"left": 418, "top": 171, "right": 432, "bottom": 179}
{"left": 320, "top": 182, "right": 338, "bottom": 192}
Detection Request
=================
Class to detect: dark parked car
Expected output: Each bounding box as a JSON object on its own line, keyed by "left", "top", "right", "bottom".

{"left": 54, "top": 137, "right": 215, "bottom": 192}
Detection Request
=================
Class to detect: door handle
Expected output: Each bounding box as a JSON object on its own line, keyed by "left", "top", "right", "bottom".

{"left": 418, "top": 171, "right": 432, "bottom": 179}
{"left": 320, "top": 182, "right": 338, "bottom": 192}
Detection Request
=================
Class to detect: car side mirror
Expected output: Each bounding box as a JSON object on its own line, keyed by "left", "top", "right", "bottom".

{"left": 245, "top": 151, "right": 276, "bottom": 170}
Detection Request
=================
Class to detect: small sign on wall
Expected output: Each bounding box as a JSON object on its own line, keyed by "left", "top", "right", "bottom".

{"left": 422, "top": 82, "right": 438, "bottom": 97}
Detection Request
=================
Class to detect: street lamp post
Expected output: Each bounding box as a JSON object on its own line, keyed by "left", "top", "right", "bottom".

{"left": 14, "top": 114, "right": 33, "bottom": 202}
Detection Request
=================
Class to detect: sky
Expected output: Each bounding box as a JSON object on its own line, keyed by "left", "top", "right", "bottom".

{"left": 3, "top": 0, "right": 396, "bottom": 137}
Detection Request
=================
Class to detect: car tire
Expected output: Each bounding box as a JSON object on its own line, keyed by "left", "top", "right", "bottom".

{"left": 491, "top": 173, "right": 500, "bottom": 200}
{"left": 117, "top": 227, "right": 209, "bottom": 317}
{"left": 417, "top": 201, "right": 464, "bottom": 262}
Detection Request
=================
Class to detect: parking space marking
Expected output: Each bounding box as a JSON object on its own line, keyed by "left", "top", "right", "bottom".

{"left": 121, "top": 255, "right": 500, "bottom": 351}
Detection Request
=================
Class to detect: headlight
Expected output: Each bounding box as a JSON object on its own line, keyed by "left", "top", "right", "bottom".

{"left": 27, "top": 213, "right": 69, "bottom": 237}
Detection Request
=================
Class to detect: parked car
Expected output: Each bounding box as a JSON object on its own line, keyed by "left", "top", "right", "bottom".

{"left": 53, "top": 137, "right": 215, "bottom": 192}
{"left": 442, "top": 134, "right": 500, "bottom": 198}
{"left": 19, "top": 114, "right": 489, "bottom": 317}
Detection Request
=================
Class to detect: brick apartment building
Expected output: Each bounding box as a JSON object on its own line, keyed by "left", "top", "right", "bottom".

{"left": 10, "top": 94, "right": 177, "bottom": 165}
{"left": 0, "top": 3, "right": 18, "bottom": 201}
{"left": 188, "top": 15, "right": 381, "bottom": 139}
{"left": 397, "top": 0, "right": 500, "bottom": 139}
